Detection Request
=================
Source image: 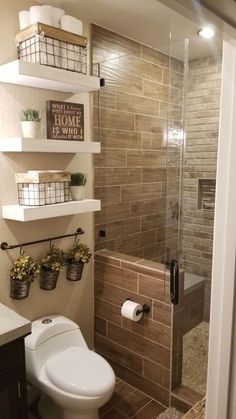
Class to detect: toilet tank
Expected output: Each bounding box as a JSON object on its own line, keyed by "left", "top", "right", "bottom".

{"left": 25, "top": 315, "right": 88, "bottom": 384}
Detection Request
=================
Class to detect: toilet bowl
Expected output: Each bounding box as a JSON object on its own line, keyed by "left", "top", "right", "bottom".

{"left": 25, "top": 315, "right": 116, "bottom": 419}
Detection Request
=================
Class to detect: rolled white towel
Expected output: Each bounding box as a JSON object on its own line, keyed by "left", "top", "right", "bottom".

{"left": 42, "top": 5, "right": 54, "bottom": 24}
{"left": 51, "top": 7, "right": 65, "bottom": 28}
{"left": 19, "top": 10, "right": 30, "bottom": 30}
{"left": 42, "top": 5, "right": 53, "bottom": 14}
{"left": 60, "top": 15, "right": 83, "bottom": 35}
{"left": 30, "top": 5, "right": 52, "bottom": 26}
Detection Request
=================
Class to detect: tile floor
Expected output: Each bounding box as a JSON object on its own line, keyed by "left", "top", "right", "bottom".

{"left": 100, "top": 378, "right": 166, "bottom": 418}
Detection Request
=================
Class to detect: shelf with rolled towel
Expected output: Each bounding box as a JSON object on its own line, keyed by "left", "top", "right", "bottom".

{"left": 0, "top": 60, "right": 100, "bottom": 93}
{"left": 2, "top": 199, "right": 101, "bottom": 222}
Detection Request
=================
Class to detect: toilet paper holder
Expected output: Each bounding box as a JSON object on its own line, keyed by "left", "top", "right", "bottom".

{"left": 125, "top": 299, "right": 150, "bottom": 315}
{"left": 136, "top": 304, "right": 151, "bottom": 316}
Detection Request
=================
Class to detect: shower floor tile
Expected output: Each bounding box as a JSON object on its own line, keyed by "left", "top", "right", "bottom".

{"left": 182, "top": 321, "right": 209, "bottom": 394}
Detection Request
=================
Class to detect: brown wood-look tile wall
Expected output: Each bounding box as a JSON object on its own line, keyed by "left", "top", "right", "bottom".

{"left": 181, "top": 54, "right": 221, "bottom": 321}
{"left": 92, "top": 25, "right": 184, "bottom": 261}
{"left": 94, "top": 250, "right": 174, "bottom": 407}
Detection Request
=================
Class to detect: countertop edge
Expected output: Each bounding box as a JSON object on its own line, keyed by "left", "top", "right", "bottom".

{"left": 0, "top": 321, "right": 31, "bottom": 347}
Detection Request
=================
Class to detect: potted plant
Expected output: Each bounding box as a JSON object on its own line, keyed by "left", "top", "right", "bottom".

{"left": 20, "top": 108, "right": 41, "bottom": 139}
{"left": 65, "top": 240, "right": 92, "bottom": 281}
{"left": 10, "top": 253, "right": 40, "bottom": 299}
{"left": 39, "top": 245, "right": 65, "bottom": 290}
{"left": 70, "top": 172, "right": 87, "bottom": 201}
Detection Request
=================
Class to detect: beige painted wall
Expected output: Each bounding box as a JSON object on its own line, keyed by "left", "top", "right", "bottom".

{"left": 0, "top": 0, "right": 95, "bottom": 348}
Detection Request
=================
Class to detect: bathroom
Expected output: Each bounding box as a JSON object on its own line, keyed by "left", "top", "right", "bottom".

{"left": 0, "top": 0, "right": 236, "bottom": 418}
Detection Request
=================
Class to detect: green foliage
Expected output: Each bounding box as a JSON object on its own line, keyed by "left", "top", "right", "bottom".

{"left": 40, "top": 246, "right": 65, "bottom": 272}
{"left": 39, "top": 245, "right": 65, "bottom": 272}
{"left": 70, "top": 172, "right": 87, "bottom": 186}
{"left": 10, "top": 253, "right": 40, "bottom": 282}
{"left": 20, "top": 109, "right": 41, "bottom": 122}
{"left": 66, "top": 241, "right": 92, "bottom": 264}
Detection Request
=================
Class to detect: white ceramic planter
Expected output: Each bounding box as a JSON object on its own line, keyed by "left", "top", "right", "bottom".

{"left": 70, "top": 186, "right": 85, "bottom": 201}
{"left": 21, "top": 121, "right": 41, "bottom": 139}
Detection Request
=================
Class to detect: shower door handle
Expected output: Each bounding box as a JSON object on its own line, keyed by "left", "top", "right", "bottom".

{"left": 170, "top": 260, "right": 179, "bottom": 305}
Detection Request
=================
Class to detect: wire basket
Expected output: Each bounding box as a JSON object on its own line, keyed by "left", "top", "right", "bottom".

{"left": 16, "top": 23, "right": 87, "bottom": 74}
{"left": 15, "top": 171, "right": 71, "bottom": 206}
{"left": 17, "top": 181, "right": 70, "bottom": 206}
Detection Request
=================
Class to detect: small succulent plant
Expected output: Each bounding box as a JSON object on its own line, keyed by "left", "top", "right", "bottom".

{"left": 10, "top": 253, "right": 40, "bottom": 282}
{"left": 66, "top": 241, "right": 92, "bottom": 264}
{"left": 70, "top": 172, "right": 87, "bottom": 186}
{"left": 39, "top": 245, "right": 65, "bottom": 272}
{"left": 20, "top": 109, "right": 41, "bottom": 122}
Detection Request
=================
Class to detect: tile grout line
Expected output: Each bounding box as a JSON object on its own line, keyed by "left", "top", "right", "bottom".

{"left": 94, "top": 307, "right": 171, "bottom": 351}
{"left": 101, "top": 388, "right": 137, "bottom": 418}
{"left": 130, "top": 399, "right": 153, "bottom": 418}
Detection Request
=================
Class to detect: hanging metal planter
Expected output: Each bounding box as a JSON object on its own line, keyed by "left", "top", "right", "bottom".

{"left": 66, "top": 261, "right": 84, "bottom": 281}
{"left": 38, "top": 242, "right": 65, "bottom": 290}
{"left": 65, "top": 237, "right": 91, "bottom": 281}
{"left": 9, "top": 248, "right": 40, "bottom": 300}
{"left": 10, "top": 279, "right": 31, "bottom": 300}
{"left": 39, "top": 268, "right": 60, "bottom": 290}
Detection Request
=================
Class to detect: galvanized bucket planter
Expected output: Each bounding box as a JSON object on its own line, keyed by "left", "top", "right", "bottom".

{"left": 10, "top": 279, "right": 31, "bottom": 300}
{"left": 39, "top": 268, "right": 59, "bottom": 290}
{"left": 66, "top": 261, "right": 84, "bottom": 281}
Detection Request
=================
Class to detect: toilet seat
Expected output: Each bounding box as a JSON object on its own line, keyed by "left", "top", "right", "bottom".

{"left": 45, "top": 346, "right": 114, "bottom": 397}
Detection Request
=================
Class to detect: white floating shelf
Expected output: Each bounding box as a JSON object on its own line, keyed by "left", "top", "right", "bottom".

{"left": 0, "top": 60, "right": 100, "bottom": 93}
{"left": 2, "top": 200, "right": 101, "bottom": 222}
{"left": 0, "top": 138, "right": 100, "bottom": 153}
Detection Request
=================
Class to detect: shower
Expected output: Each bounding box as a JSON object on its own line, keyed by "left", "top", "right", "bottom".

{"left": 92, "top": 0, "right": 223, "bottom": 411}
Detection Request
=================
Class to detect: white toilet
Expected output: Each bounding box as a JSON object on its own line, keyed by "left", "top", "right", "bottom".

{"left": 24, "top": 315, "right": 116, "bottom": 419}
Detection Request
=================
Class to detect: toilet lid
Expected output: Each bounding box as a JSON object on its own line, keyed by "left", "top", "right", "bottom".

{"left": 45, "top": 347, "right": 115, "bottom": 397}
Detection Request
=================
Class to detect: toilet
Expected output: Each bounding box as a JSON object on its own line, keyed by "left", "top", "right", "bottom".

{"left": 24, "top": 315, "right": 116, "bottom": 419}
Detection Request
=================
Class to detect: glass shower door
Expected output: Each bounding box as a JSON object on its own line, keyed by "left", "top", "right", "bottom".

{"left": 166, "top": 24, "right": 222, "bottom": 404}
{"left": 163, "top": 35, "right": 189, "bottom": 397}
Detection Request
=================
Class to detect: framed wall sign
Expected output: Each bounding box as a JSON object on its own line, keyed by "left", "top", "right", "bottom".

{"left": 46, "top": 100, "right": 84, "bottom": 141}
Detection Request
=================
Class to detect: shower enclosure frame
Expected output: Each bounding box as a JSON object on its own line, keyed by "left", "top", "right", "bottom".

{"left": 206, "top": 39, "right": 236, "bottom": 419}
{"left": 92, "top": 19, "right": 236, "bottom": 417}
{"left": 156, "top": 2, "right": 236, "bottom": 415}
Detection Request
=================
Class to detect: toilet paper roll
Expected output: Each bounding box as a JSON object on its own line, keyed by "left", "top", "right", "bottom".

{"left": 55, "top": 182, "right": 65, "bottom": 203}
{"left": 22, "top": 186, "right": 46, "bottom": 206}
{"left": 53, "top": 39, "right": 61, "bottom": 68}
{"left": 19, "top": 10, "right": 30, "bottom": 30}
{"left": 60, "top": 15, "right": 83, "bottom": 35}
{"left": 45, "top": 184, "right": 56, "bottom": 204}
{"left": 30, "top": 6, "right": 52, "bottom": 26}
{"left": 121, "top": 300, "right": 143, "bottom": 322}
